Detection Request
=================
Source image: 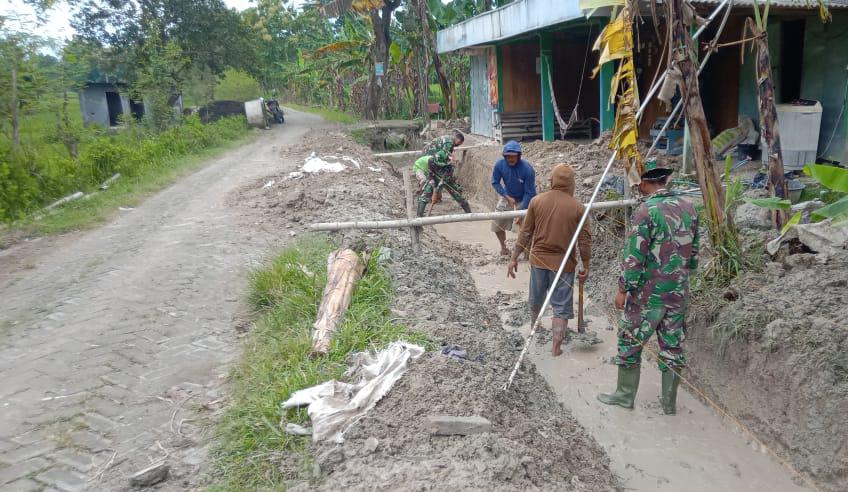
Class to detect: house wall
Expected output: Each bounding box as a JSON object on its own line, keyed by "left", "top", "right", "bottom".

{"left": 470, "top": 51, "right": 495, "bottom": 138}
{"left": 551, "top": 30, "right": 600, "bottom": 126}
{"left": 501, "top": 42, "right": 541, "bottom": 112}
{"left": 78, "top": 84, "right": 131, "bottom": 127}
{"left": 738, "top": 12, "right": 848, "bottom": 162}
{"left": 801, "top": 11, "right": 848, "bottom": 161}
{"left": 79, "top": 85, "right": 112, "bottom": 127}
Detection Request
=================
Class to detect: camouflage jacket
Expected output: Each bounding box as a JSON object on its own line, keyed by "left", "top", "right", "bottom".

{"left": 424, "top": 136, "right": 454, "bottom": 167}
{"left": 618, "top": 190, "right": 700, "bottom": 305}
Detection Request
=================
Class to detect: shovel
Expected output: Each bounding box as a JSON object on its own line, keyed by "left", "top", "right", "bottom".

{"left": 572, "top": 275, "right": 602, "bottom": 345}
{"left": 577, "top": 276, "right": 586, "bottom": 333}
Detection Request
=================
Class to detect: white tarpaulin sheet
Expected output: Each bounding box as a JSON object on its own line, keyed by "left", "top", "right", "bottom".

{"left": 281, "top": 341, "right": 424, "bottom": 443}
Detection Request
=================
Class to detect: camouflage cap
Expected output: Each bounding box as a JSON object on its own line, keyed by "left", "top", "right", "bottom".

{"left": 641, "top": 159, "right": 673, "bottom": 181}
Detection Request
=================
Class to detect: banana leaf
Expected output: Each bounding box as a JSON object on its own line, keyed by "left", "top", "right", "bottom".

{"left": 389, "top": 41, "right": 402, "bottom": 65}
{"left": 803, "top": 163, "right": 848, "bottom": 193}
{"left": 313, "top": 40, "right": 365, "bottom": 57}
{"left": 811, "top": 195, "right": 848, "bottom": 223}
{"left": 781, "top": 211, "right": 802, "bottom": 235}
{"left": 744, "top": 197, "right": 792, "bottom": 210}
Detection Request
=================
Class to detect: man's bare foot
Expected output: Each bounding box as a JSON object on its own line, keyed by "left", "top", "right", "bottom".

{"left": 500, "top": 247, "right": 510, "bottom": 256}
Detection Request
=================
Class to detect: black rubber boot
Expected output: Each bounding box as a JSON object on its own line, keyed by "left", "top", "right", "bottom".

{"left": 416, "top": 200, "right": 427, "bottom": 217}
{"left": 598, "top": 366, "right": 641, "bottom": 409}
{"left": 661, "top": 369, "right": 682, "bottom": 415}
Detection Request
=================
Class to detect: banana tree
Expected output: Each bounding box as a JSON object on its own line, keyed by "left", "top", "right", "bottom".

{"left": 744, "top": 0, "right": 832, "bottom": 230}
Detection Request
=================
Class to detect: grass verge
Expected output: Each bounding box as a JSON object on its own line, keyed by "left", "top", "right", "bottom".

{"left": 283, "top": 103, "right": 359, "bottom": 124}
{"left": 1, "top": 130, "right": 255, "bottom": 242}
{"left": 211, "top": 235, "right": 428, "bottom": 490}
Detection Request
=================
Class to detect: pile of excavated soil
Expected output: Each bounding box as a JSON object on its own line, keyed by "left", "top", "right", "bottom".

{"left": 687, "top": 249, "right": 848, "bottom": 491}
{"left": 458, "top": 133, "right": 680, "bottom": 206}
{"left": 232, "top": 130, "right": 619, "bottom": 491}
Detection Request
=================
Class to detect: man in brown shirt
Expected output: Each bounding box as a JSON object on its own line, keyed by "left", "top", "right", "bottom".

{"left": 507, "top": 164, "right": 591, "bottom": 356}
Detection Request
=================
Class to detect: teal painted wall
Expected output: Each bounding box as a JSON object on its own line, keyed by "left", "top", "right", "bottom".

{"left": 801, "top": 12, "right": 848, "bottom": 161}
{"left": 737, "top": 12, "right": 848, "bottom": 162}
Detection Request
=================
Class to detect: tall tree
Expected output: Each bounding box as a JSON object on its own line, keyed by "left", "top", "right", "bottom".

{"left": 0, "top": 29, "right": 43, "bottom": 148}
{"left": 71, "top": 0, "right": 254, "bottom": 82}
{"left": 417, "top": 0, "right": 455, "bottom": 117}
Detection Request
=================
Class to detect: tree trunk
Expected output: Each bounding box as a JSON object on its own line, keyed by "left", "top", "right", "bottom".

{"left": 750, "top": 20, "right": 788, "bottom": 229}
{"left": 669, "top": 0, "right": 729, "bottom": 246}
{"left": 365, "top": 10, "right": 388, "bottom": 119}
{"left": 311, "top": 249, "right": 366, "bottom": 355}
{"left": 11, "top": 66, "right": 20, "bottom": 148}
{"left": 412, "top": 0, "right": 430, "bottom": 123}
{"left": 60, "top": 90, "right": 79, "bottom": 159}
{"left": 417, "top": 0, "right": 455, "bottom": 118}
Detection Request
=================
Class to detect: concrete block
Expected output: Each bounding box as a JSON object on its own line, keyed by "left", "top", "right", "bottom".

{"left": 426, "top": 416, "right": 493, "bottom": 436}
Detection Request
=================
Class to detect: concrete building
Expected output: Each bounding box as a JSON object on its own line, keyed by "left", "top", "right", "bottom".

{"left": 78, "top": 82, "right": 144, "bottom": 128}
{"left": 437, "top": 0, "right": 848, "bottom": 164}
{"left": 78, "top": 70, "right": 183, "bottom": 128}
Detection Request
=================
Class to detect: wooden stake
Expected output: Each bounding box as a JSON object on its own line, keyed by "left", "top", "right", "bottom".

{"left": 311, "top": 249, "right": 366, "bottom": 356}
{"left": 402, "top": 168, "right": 421, "bottom": 251}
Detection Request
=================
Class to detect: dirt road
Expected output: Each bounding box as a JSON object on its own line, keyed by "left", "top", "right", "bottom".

{"left": 0, "top": 111, "right": 322, "bottom": 491}
{"left": 435, "top": 217, "right": 808, "bottom": 492}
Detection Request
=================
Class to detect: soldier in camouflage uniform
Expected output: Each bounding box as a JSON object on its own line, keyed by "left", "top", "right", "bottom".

{"left": 598, "top": 161, "right": 700, "bottom": 415}
{"left": 416, "top": 132, "right": 472, "bottom": 216}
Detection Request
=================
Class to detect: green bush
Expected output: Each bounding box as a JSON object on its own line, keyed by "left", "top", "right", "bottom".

{"left": 0, "top": 156, "right": 40, "bottom": 222}
{"left": 215, "top": 69, "right": 262, "bottom": 102}
{"left": 0, "top": 114, "right": 248, "bottom": 223}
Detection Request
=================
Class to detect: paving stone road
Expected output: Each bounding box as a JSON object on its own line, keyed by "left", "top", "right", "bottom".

{"left": 0, "top": 112, "right": 322, "bottom": 491}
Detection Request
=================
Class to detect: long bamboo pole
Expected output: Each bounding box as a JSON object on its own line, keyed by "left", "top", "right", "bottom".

{"left": 374, "top": 144, "right": 492, "bottom": 157}
{"left": 308, "top": 199, "right": 637, "bottom": 231}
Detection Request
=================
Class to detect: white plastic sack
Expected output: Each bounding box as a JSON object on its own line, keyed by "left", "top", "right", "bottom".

{"left": 281, "top": 341, "right": 424, "bottom": 443}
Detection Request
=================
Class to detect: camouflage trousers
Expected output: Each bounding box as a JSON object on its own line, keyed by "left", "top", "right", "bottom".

{"left": 418, "top": 168, "right": 470, "bottom": 210}
{"left": 615, "top": 298, "right": 687, "bottom": 371}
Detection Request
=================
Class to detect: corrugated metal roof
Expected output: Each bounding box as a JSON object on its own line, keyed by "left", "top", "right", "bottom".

{"left": 692, "top": 0, "right": 848, "bottom": 7}
{"left": 436, "top": 0, "right": 584, "bottom": 54}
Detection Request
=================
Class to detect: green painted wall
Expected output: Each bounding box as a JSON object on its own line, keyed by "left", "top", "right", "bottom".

{"left": 737, "top": 13, "right": 848, "bottom": 162}
{"left": 801, "top": 12, "right": 848, "bottom": 161}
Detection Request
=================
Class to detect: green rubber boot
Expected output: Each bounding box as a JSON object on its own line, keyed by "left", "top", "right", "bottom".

{"left": 416, "top": 200, "right": 427, "bottom": 217}
{"left": 661, "top": 369, "right": 682, "bottom": 415}
{"left": 598, "top": 366, "right": 641, "bottom": 409}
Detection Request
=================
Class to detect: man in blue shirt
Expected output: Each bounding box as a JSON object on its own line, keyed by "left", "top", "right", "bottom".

{"left": 491, "top": 140, "right": 537, "bottom": 256}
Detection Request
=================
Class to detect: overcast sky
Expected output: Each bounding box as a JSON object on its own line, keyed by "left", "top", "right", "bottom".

{"left": 1, "top": 0, "right": 309, "bottom": 42}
